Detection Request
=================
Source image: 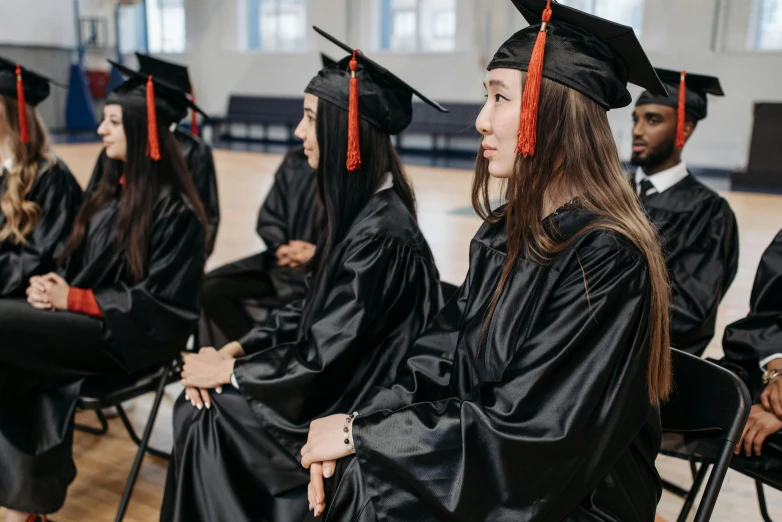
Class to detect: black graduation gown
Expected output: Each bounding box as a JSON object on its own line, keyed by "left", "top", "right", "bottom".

{"left": 86, "top": 127, "right": 220, "bottom": 256}
{"left": 639, "top": 173, "right": 739, "bottom": 356}
{"left": 0, "top": 188, "right": 204, "bottom": 514}
{"left": 722, "top": 230, "right": 782, "bottom": 397}
{"left": 162, "top": 189, "right": 442, "bottom": 522}
{"left": 199, "top": 146, "right": 318, "bottom": 346}
{"left": 322, "top": 208, "right": 662, "bottom": 522}
{"left": 0, "top": 159, "right": 83, "bottom": 298}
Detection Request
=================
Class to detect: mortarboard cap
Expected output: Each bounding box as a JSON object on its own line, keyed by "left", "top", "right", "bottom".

{"left": 135, "top": 53, "right": 207, "bottom": 136}
{"left": 306, "top": 26, "right": 448, "bottom": 171}
{"left": 0, "top": 57, "right": 64, "bottom": 143}
{"left": 320, "top": 53, "right": 337, "bottom": 68}
{"left": 636, "top": 68, "right": 724, "bottom": 147}
{"left": 107, "top": 60, "right": 203, "bottom": 161}
{"left": 488, "top": 0, "right": 667, "bottom": 156}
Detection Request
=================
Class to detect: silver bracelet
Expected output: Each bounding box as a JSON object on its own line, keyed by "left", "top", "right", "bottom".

{"left": 343, "top": 411, "right": 360, "bottom": 453}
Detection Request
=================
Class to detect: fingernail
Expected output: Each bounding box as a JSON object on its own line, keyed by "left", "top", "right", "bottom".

{"left": 309, "top": 503, "right": 312, "bottom": 511}
{"left": 324, "top": 466, "right": 332, "bottom": 478}
{"left": 216, "top": 386, "right": 223, "bottom": 394}
{"left": 205, "top": 402, "right": 211, "bottom": 409}
{"left": 197, "top": 403, "right": 203, "bottom": 410}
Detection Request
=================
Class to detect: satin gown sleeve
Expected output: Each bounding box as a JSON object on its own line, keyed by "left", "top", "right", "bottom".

{"left": 233, "top": 233, "right": 436, "bottom": 427}
{"left": 0, "top": 162, "right": 83, "bottom": 297}
{"left": 238, "top": 297, "right": 306, "bottom": 355}
{"left": 356, "top": 278, "right": 468, "bottom": 413}
{"left": 93, "top": 200, "right": 206, "bottom": 373}
{"left": 350, "top": 245, "right": 653, "bottom": 521}
{"left": 723, "top": 230, "right": 782, "bottom": 370}
{"left": 669, "top": 197, "right": 739, "bottom": 352}
{"left": 187, "top": 141, "right": 220, "bottom": 257}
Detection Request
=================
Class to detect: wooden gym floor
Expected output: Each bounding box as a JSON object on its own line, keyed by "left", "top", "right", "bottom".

{"left": 2, "top": 142, "right": 781, "bottom": 521}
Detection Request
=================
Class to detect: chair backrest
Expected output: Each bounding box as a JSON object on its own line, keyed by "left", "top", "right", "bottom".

{"left": 662, "top": 349, "right": 750, "bottom": 443}
{"left": 661, "top": 348, "right": 751, "bottom": 522}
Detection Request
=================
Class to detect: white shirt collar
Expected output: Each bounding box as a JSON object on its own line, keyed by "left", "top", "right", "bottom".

{"left": 0, "top": 156, "right": 13, "bottom": 178}
{"left": 375, "top": 172, "right": 394, "bottom": 194}
{"left": 635, "top": 161, "right": 688, "bottom": 195}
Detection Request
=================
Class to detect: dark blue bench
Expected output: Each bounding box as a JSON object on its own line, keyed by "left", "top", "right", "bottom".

{"left": 399, "top": 101, "right": 482, "bottom": 152}
{"left": 206, "top": 95, "right": 304, "bottom": 142}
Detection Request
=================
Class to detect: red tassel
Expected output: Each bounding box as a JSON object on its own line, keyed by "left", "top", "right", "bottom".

{"left": 676, "top": 71, "right": 687, "bottom": 149}
{"left": 516, "top": 0, "right": 553, "bottom": 157}
{"left": 346, "top": 50, "right": 361, "bottom": 172}
{"left": 190, "top": 88, "right": 200, "bottom": 137}
{"left": 15, "top": 65, "right": 29, "bottom": 144}
{"left": 146, "top": 76, "right": 161, "bottom": 161}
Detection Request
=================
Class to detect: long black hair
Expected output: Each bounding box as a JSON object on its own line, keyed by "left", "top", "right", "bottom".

{"left": 60, "top": 106, "right": 207, "bottom": 280}
{"left": 308, "top": 97, "right": 416, "bottom": 291}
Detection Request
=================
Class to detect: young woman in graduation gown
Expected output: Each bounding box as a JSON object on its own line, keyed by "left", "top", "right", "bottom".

{"left": 160, "top": 46, "right": 446, "bottom": 522}
{"left": 0, "top": 64, "right": 207, "bottom": 521}
{"left": 301, "top": 2, "right": 673, "bottom": 520}
{"left": 0, "top": 59, "right": 83, "bottom": 298}
{"left": 84, "top": 55, "right": 220, "bottom": 258}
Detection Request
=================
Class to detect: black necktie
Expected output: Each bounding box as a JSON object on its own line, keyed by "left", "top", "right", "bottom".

{"left": 639, "top": 178, "right": 657, "bottom": 205}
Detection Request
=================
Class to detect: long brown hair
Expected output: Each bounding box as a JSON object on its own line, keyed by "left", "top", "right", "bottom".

{"left": 307, "top": 97, "right": 417, "bottom": 292}
{"left": 0, "top": 94, "right": 57, "bottom": 244}
{"left": 60, "top": 105, "right": 207, "bottom": 280}
{"left": 473, "top": 73, "right": 671, "bottom": 405}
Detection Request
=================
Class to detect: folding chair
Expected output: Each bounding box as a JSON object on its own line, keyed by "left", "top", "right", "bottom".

{"left": 75, "top": 356, "right": 183, "bottom": 522}
{"left": 660, "top": 348, "right": 751, "bottom": 522}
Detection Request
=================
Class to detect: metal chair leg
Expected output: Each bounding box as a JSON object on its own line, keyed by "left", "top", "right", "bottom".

{"left": 114, "top": 363, "right": 172, "bottom": 522}
{"left": 115, "top": 403, "right": 171, "bottom": 460}
{"left": 662, "top": 478, "right": 690, "bottom": 499}
{"left": 75, "top": 408, "right": 109, "bottom": 435}
{"left": 690, "top": 461, "right": 699, "bottom": 480}
{"left": 756, "top": 481, "right": 775, "bottom": 522}
{"left": 677, "top": 463, "right": 710, "bottom": 522}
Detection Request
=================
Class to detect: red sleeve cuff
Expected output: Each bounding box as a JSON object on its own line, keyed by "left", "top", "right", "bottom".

{"left": 67, "top": 288, "right": 103, "bottom": 318}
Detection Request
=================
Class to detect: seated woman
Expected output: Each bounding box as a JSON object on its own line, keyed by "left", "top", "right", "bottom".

{"left": 0, "top": 62, "right": 207, "bottom": 522}
{"left": 301, "top": 2, "right": 673, "bottom": 520}
{"left": 85, "top": 53, "right": 220, "bottom": 258}
{"left": 723, "top": 230, "right": 782, "bottom": 458}
{"left": 0, "top": 57, "right": 83, "bottom": 298}
{"left": 161, "top": 39, "right": 446, "bottom": 522}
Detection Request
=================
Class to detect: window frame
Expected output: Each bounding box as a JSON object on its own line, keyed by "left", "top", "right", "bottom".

{"left": 246, "top": 0, "right": 309, "bottom": 53}
{"left": 377, "top": 0, "right": 458, "bottom": 53}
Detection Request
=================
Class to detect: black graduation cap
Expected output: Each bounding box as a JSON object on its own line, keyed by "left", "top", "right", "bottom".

{"left": 136, "top": 53, "right": 192, "bottom": 93}
{"left": 636, "top": 69, "right": 723, "bottom": 145}
{"left": 134, "top": 53, "right": 206, "bottom": 135}
{"left": 107, "top": 60, "right": 203, "bottom": 160}
{"left": 306, "top": 26, "right": 447, "bottom": 170}
{"left": 320, "top": 53, "right": 337, "bottom": 68}
{"left": 488, "top": 0, "right": 667, "bottom": 156}
{"left": 0, "top": 56, "right": 64, "bottom": 143}
{"left": 0, "top": 56, "right": 55, "bottom": 107}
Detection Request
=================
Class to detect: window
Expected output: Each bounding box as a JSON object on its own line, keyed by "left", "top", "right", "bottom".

{"left": 247, "top": 0, "right": 307, "bottom": 51}
{"left": 376, "top": 0, "right": 457, "bottom": 52}
{"left": 146, "top": 0, "right": 186, "bottom": 53}
{"left": 117, "top": 3, "right": 147, "bottom": 54}
{"left": 556, "top": 0, "right": 645, "bottom": 36}
{"left": 754, "top": 0, "right": 782, "bottom": 50}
